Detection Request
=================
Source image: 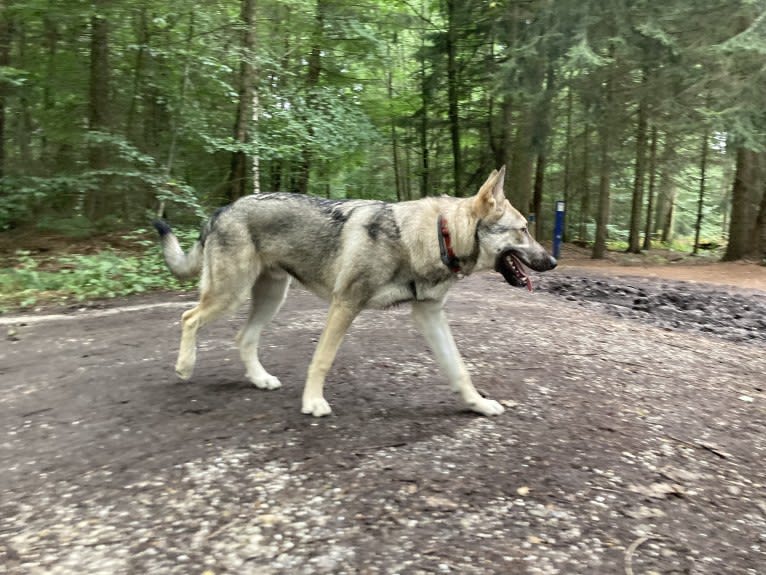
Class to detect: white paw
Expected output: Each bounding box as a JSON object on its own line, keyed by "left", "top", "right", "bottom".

{"left": 301, "top": 396, "right": 332, "bottom": 417}
{"left": 468, "top": 397, "right": 505, "bottom": 416}
{"left": 175, "top": 362, "right": 194, "bottom": 381}
{"left": 249, "top": 372, "right": 282, "bottom": 390}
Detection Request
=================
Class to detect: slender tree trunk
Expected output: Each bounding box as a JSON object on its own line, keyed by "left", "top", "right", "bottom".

{"left": 562, "top": 82, "right": 573, "bottom": 242}
{"left": 445, "top": 0, "right": 463, "bottom": 193}
{"left": 387, "top": 42, "right": 401, "bottom": 202}
{"left": 225, "top": 0, "right": 257, "bottom": 202}
{"left": 125, "top": 7, "right": 148, "bottom": 140}
{"left": 627, "top": 77, "right": 648, "bottom": 253}
{"left": 252, "top": 87, "right": 260, "bottom": 194}
{"left": 593, "top": 126, "right": 611, "bottom": 259}
{"left": 487, "top": 93, "right": 497, "bottom": 166}
{"left": 532, "top": 153, "right": 546, "bottom": 237}
{"left": 404, "top": 127, "right": 413, "bottom": 200}
{"left": 156, "top": 12, "right": 194, "bottom": 218}
{"left": 16, "top": 21, "right": 32, "bottom": 168}
{"left": 532, "top": 64, "right": 554, "bottom": 237}
{"left": 500, "top": 96, "right": 512, "bottom": 170}
{"left": 642, "top": 125, "right": 658, "bottom": 251}
{"left": 0, "top": 7, "right": 11, "bottom": 181}
{"left": 661, "top": 183, "right": 676, "bottom": 243}
{"left": 692, "top": 130, "right": 709, "bottom": 255}
{"left": 593, "top": 48, "right": 615, "bottom": 260}
{"left": 653, "top": 132, "right": 675, "bottom": 239}
{"left": 578, "top": 122, "right": 591, "bottom": 241}
{"left": 418, "top": 31, "right": 429, "bottom": 198}
{"left": 270, "top": 14, "right": 291, "bottom": 194}
{"left": 509, "top": 114, "right": 534, "bottom": 213}
{"left": 296, "top": 0, "right": 324, "bottom": 195}
{"left": 41, "top": 10, "right": 58, "bottom": 165}
{"left": 85, "top": 3, "right": 111, "bottom": 220}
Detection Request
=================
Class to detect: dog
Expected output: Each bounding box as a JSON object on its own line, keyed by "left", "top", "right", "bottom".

{"left": 154, "top": 166, "right": 557, "bottom": 417}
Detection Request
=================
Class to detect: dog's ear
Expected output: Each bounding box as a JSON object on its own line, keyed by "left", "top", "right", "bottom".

{"left": 473, "top": 166, "right": 507, "bottom": 218}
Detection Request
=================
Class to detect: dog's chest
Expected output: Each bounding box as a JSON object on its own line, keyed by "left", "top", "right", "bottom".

{"left": 368, "top": 276, "right": 454, "bottom": 309}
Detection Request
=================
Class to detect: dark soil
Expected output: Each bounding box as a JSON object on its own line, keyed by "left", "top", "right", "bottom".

{"left": 1, "top": 270, "right": 764, "bottom": 574}
{"left": 537, "top": 273, "right": 766, "bottom": 343}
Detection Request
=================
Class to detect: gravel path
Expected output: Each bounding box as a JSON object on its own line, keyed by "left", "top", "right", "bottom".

{"left": 1, "top": 271, "right": 764, "bottom": 574}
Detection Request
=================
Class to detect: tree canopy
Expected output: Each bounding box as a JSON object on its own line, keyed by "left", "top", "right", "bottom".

{"left": 1, "top": 0, "right": 765, "bottom": 260}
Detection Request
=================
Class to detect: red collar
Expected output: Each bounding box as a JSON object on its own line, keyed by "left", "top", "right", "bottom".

{"left": 437, "top": 215, "right": 461, "bottom": 273}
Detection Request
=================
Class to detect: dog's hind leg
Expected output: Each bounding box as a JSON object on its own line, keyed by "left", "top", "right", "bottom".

{"left": 411, "top": 300, "right": 505, "bottom": 416}
{"left": 237, "top": 270, "right": 291, "bottom": 390}
{"left": 301, "top": 299, "right": 359, "bottom": 417}
{"left": 175, "top": 240, "right": 258, "bottom": 380}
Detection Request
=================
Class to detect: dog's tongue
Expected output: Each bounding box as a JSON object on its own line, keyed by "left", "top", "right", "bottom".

{"left": 510, "top": 253, "right": 533, "bottom": 292}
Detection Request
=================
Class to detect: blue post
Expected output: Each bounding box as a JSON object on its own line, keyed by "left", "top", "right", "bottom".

{"left": 553, "top": 200, "right": 565, "bottom": 259}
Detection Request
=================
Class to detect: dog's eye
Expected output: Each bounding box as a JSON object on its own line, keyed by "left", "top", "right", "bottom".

{"left": 520, "top": 227, "right": 528, "bottom": 234}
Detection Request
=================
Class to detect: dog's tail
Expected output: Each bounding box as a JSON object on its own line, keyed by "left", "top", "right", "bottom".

{"left": 152, "top": 219, "right": 203, "bottom": 279}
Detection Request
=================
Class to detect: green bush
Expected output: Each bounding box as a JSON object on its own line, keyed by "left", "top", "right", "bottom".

{"left": 0, "top": 228, "right": 198, "bottom": 311}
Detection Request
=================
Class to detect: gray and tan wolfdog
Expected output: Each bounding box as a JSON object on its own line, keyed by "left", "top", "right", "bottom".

{"left": 154, "top": 166, "right": 556, "bottom": 417}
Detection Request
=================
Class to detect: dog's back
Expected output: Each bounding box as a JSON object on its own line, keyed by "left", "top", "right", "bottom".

{"left": 196, "top": 193, "right": 452, "bottom": 306}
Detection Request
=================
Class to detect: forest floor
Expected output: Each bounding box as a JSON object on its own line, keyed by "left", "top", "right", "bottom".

{"left": 1, "top": 248, "right": 765, "bottom": 574}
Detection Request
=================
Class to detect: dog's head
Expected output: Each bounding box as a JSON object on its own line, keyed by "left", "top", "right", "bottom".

{"left": 472, "top": 167, "right": 557, "bottom": 289}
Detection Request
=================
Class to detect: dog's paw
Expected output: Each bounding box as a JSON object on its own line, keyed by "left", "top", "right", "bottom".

{"left": 469, "top": 397, "right": 505, "bottom": 416}
{"left": 175, "top": 363, "right": 194, "bottom": 381}
{"left": 301, "top": 396, "right": 332, "bottom": 417}
{"left": 249, "top": 372, "right": 282, "bottom": 390}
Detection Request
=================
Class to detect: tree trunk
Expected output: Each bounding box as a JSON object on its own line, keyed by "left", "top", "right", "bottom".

{"left": 41, "top": 12, "right": 58, "bottom": 165}
{"left": 252, "top": 86, "right": 260, "bottom": 194}
{"left": 531, "top": 64, "right": 554, "bottom": 238}
{"left": 418, "top": 30, "right": 429, "bottom": 198}
{"left": 592, "top": 48, "right": 615, "bottom": 260}
{"left": 125, "top": 7, "right": 148, "bottom": 141}
{"left": 0, "top": 7, "right": 11, "bottom": 180}
{"left": 403, "top": 127, "right": 413, "bottom": 200}
{"left": 387, "top": 42, "right": 401, "bottom": 202}
{"left": 660, "top": 183, "right": 676, "bottom": 243}
{"left": 296, "top": 0, "right": 324, "bottom": 195}
{"left": 578, "top": 122, "right": 591, "bottom": 241}
{"left": 642, "top": 125, "right": 658, "bottom": 251}
{"left": 445, "top": 0, "right": 463, "bottom": 193}
{"left": 562, "top": 82, "right": 573, "bottom": 242}
{"left": 723, "top": 148, "right": 757, "bottom": 260}
{"left": 85, "top": 4, "right": 111, "bottom": 221}
{"left": 532, "top": 153, "right": 546, "bottom": 237}
{"left": 627, "top": 78, "right": 648, "bottom": 253}
{"left": 508, "top": 114, "right": 534, "bottom": 214}
{"left": 16, "top": 21, "right": 32, "bottom": 168}
{"left": 592, "top": 124, "right": 611, "bottom": 259}
{"left": 653, "top": 132, "right": 675, "bottom": 240}
{"left": 692, "top": 130, "right": 709, "bottom": 255}
{"left": 225, "top": 0, "right": 257, "bottom": 202}
{"left": 750, "top": 166, "right": 766, "bottom": 260}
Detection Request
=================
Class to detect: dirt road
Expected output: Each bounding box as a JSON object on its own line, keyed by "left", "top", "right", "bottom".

{"left": 1, "top": 271, "right": 765, "bottom": 574}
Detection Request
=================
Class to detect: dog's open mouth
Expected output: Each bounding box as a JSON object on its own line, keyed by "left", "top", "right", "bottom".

{"left": 495, "top": 250, "right": 533, "bottom": 291}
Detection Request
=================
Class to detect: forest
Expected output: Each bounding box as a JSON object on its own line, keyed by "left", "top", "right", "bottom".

{"left": 1, "top": 0, "right": 766, "bottom": 263}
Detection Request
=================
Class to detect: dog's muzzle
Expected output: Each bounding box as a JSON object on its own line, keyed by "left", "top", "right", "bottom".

{"left": 495, "top": 250, "right": 557, "bottom": 291}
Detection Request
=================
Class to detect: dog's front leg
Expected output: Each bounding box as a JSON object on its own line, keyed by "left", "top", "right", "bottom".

{"left": 301, "top": 299, "right": 359, "bottom": 417}
{"left": 411, "top": 300, "right": 504, "bottom": 416}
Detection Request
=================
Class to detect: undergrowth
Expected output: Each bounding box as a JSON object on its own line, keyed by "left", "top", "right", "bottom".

{"left": 0, "top": 227, "right": 198, "bottom": 311}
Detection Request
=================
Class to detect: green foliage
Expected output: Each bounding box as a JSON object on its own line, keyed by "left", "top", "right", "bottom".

{"left": 0, "top": 229, "right": 198, "bottom": 311}
{"left": 0, "top": 0, "right": 765, "bottom": 265}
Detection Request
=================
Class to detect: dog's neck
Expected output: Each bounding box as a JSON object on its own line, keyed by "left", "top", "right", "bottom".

{"left": 437, "top": 204, "right": 481, "bottom": 275}
{"left": 437, "top": 215, "right": 461, "bottom": 273}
